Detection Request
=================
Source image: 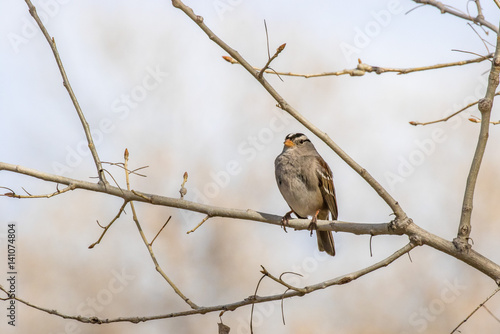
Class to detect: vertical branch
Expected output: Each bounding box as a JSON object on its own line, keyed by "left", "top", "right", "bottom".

{"left": 24, "top": 0, "right": 107, "bottom": 185}
{"left": 455, "top": 21, "right": 500, "bottom": 250}
{"left": 124, "top": 150, "right": 199, "bottom": 309}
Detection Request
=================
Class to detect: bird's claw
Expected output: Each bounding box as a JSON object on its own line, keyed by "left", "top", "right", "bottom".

{"left": 280, "top": 211, "right": 293, "bottom": 233}
{"left": 307, "top": 215, "right": 318, "bottom": 237}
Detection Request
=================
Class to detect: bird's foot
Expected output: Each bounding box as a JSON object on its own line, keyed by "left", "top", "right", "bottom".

{"left": 280, "top": 211, "right": 293, "bottom": 233}
{"left": 307, "top": 215, "right": 318, "bottom": 237}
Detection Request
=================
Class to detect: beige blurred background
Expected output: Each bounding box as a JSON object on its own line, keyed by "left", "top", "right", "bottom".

{"left": 1, "top": 0, "right": 500, "bottom": 333}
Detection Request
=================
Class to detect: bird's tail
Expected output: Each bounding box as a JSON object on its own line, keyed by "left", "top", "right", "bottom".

{"left": 317, "top": 230, "right": 335, "bottom": 256}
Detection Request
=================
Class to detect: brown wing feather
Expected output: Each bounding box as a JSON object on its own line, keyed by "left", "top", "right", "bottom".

{"left": 316, "top": 158, "right": 338, "bottom": 220}
{"left": 315, "top": 157, "right": 337, "bottom": 256}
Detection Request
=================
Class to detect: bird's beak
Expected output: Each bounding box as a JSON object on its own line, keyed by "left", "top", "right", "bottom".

{"left": 284, "top": 139, "right": 295, "bottom": 147}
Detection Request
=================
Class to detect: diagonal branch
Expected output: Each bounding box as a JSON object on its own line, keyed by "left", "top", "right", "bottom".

{"left": 0, "top": 242, "right": 415, "bottom": 324}
{"left": 123, "top": 149, "right": 199, "bottom": 309}
{"left": 23, "top": 0, "right": 107, "bottom": 185}
{"left": 171, "top": 0, "right": 406, "bottom": 221}
{"left": 454, "top": 21, "right": 500, "bottom": 251}
{"left": 412, "top": 0, "right": 498, "bottom": 33}
{"left": 2, "top": 161, "right": 500, "bottom": 283}
{"left": 223, "top": 53, "right": 493, "bottom": 78}
{"left": 88, "top": 200, "right": 128, "bottom": 249}
{"left": 450, "top": 287, "right": 500, "bottom": 333}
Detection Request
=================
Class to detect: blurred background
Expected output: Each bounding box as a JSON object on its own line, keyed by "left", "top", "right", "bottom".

{"left": 1, "top": 0, "right": 500, "bottom": 333}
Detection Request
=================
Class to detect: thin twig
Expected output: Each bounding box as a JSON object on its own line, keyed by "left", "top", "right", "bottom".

{"left": 412, "top": 0, "right": 498, "bottom": 33}
{"left": 102, "top": 161, "right": 148, "bottom": 177}
{"left": 3, "top": 159, "right": 500, "bottom": 283}
{"left": 469, "top": 115, "right": 500, "bottom": 125}
{"left": 258, "top": 43, "right": 286, "bottom": 79}
{"left": 466, "top": 22, "right": 491, "bottom": 53}
{"left": 483, "top": 305, "right": 500, "bottom": 323}
{"left": 88, "top": 200, "right": 128, "bottom": 249}
{"left": 450, "top": 287, "right": 500, "bottom": 333}
{"left": 260, "top": 266, "right": 305, "bottom": 293}
{"left": 222, "top": 53, "right": 493, "bottom": 78}
{"left": 1, "top": 184, "right": 75, "bottom": 199}
{"left": 369, "top": 235, "right": 374, "bottom": 257}
{"left": 454, "top": 30, "right": 500, "bottom": 252}
{"left": 280, "top": 288, "right": 289, "bottom": 325}
{"left": 150, "top": 216, "right": 171, "bottom": 246}
{"left": 473, "top": 0, "right": 484, "bottom": 20}
{"left": 0, "top": 242, "right": 416, "bottom": 324}
{"left": 186, "top": 215, "right": 210, "bottom": 234}
{"left": 124, "top": 149, "right": 199, "bottom": 309}
{"left": 409, "top": 92, "right": 500, "bottom": 126}
{"left": 250, "top": 275, "right": 266, "bottom": 334}
{"left": 24, "top": 0, "right": 108, "bottom": 185}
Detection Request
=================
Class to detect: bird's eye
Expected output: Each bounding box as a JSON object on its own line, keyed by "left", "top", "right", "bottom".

{"left": 298, "top": 139, "right": 304, "bottom": 144}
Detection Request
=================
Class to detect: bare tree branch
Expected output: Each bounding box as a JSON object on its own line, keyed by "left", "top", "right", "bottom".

{"left": 23, "top": 0, "right": 108, "bottom": 185}
{"left": 409, "top": 91, "right": 500, "bottom": 126}
{"left": 187, "top": 214, "right": 211, "bottom": 234}
{"left": 451, "top": 287, "right": 500, "bottom": 333}
{"left": 258, "top": 43, "right": 286, "bottom": 79}
{"left": 473, "top": 0, "right": 484, "bottom": 21}
{"left": 412, "top": 0, "right": 498, "bottom": 33}
{"left": 222, "top": 53, "right": 493, "bottom": 78}
{"left": 0, "top": 242, "right": 416, "bottom": 324}
{"left": 454, "top": 24, "right": 500, "bottom": 251}
{"left": 2, "top": 161, "right": 500, "bottom": 282}
{"left": 123, "top": 149, "right": 199, "bottom": 309}
{"left": 88, "top": 200, "right": 128, "bottom": 249}
{"left": 170, "top": 0, "right": 406, "bottom": 222}
{"left": 1, "top": 184, "right": 75, "bottom": 199}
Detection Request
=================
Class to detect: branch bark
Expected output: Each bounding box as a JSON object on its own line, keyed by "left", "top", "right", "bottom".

{"left": 24, "top": 0, "right": 107, "bottom": 185}
{"left": 171, "top": 0, "right": 406, "bottom": 221}
{"left": 412, "top": 0, "right": 498, "bottom": 33}
{"left": 454, "top": 20, "right": 500, "bottom": 251}
{"left": 0, "top": 242, "right": 416, "bottom": 324}
{"left": 124, "top": 150, "right": 199, "bottom": 309}
{"left": 223, "top": 53, "right": 493, "bottom": 78}
{"left": 2, "top": 161, "right": 500, "bottom": 283}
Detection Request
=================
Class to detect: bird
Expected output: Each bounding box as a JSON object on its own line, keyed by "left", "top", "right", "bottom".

{"left": 275, "top": 133, "right": 337, "bottom": 256}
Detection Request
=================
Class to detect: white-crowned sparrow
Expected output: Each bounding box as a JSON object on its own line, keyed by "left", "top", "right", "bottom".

{"left": 275, "top": 133, "right": 337, "bottom": 256}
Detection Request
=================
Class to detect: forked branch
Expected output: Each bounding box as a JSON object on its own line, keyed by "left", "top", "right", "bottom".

{"left": 412, "top": 0, "right": 498, "bottom": 33}
{"left": 2, "top": 161, "right": 500, "bottom": 283}
{"left": 223, "top": 53, "right": 493, "bottom": 78}
{"left": 454, "top": 24, "right": 500, "bottom": 251}
{"left": 23, "top": 0, "right": 107, "bottom": 185}
{"left": 171, "top": 0, "right": 406, "bottom": 221}
{"left": 0, "top": 242, "right": 416, "bottom": 324}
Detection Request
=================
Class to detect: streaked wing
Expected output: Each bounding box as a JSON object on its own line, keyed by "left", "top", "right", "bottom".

{"left": 316, "top": 157, "right": 338, "bottom": 220}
